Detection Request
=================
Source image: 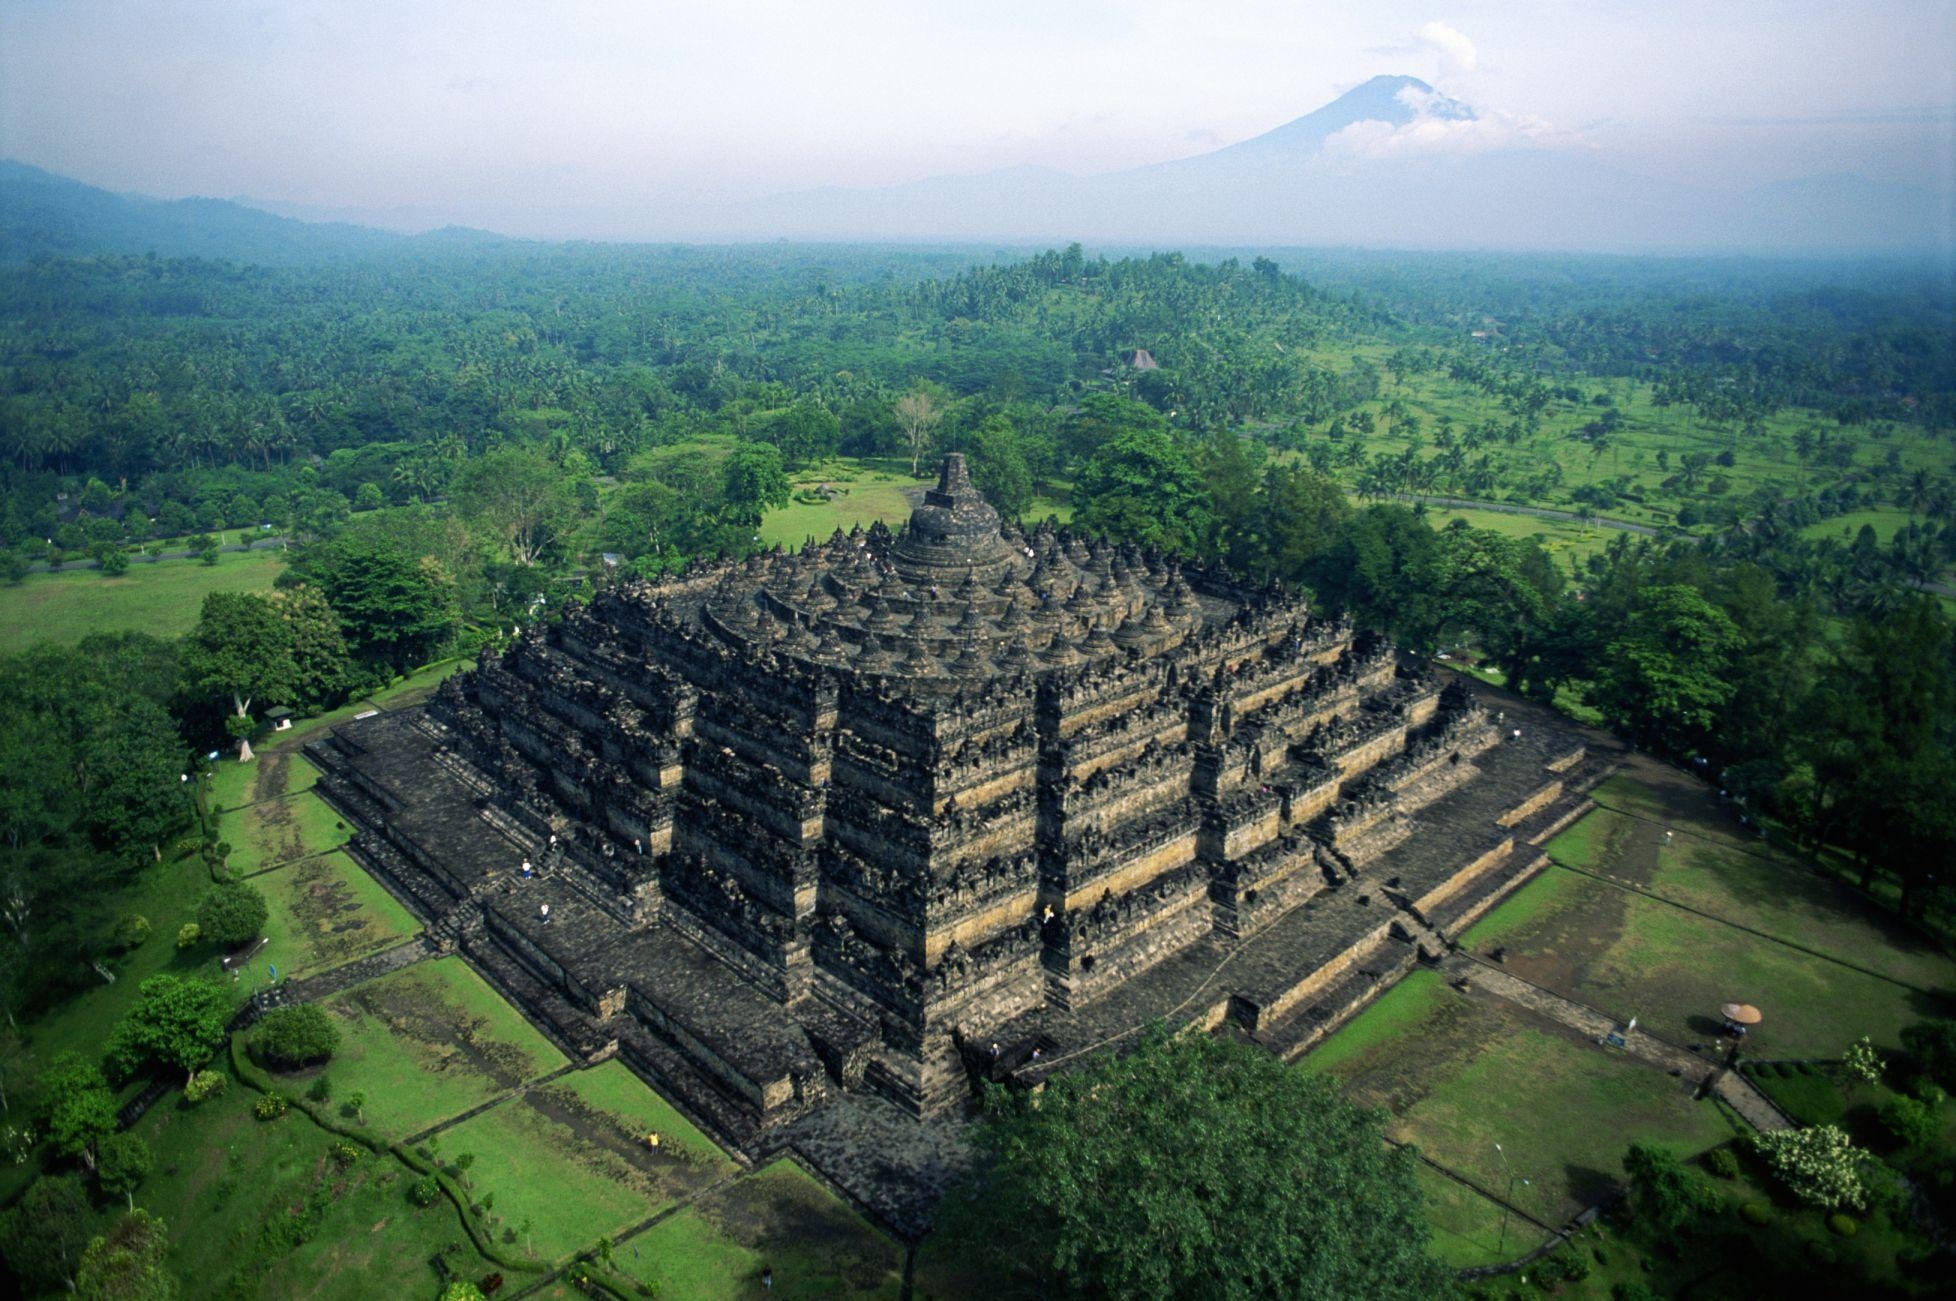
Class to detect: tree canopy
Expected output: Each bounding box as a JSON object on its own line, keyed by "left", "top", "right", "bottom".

{"left": 941, "top": 1025, "right": 1450, "bottom": 1299}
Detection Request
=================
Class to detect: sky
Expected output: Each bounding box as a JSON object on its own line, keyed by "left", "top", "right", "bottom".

{"left": 2, "top": 0, "right": 1953, "bottom": 238}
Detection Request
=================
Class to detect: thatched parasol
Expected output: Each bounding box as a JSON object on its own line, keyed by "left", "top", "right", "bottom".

{"left": 1721, "top": 1002, "right": 1763, "bottom": 1025}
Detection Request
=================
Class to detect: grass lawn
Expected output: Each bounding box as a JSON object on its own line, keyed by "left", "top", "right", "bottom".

{"left": 125, "top": 1071, "right": 496, "bottom": 1301}
{"left": 0, "top": 549, "right": 285, "bottom": 654}
{"left": 250, "top": 850, "right": 420, "bottom": 983}
{"left": 1460, "top": 865, "right": 1940, "bottom": 1057}
{"left": 619, "top": 1159, "right": 904, "bottom": 1300}
{"left": 1547, "top": 796, "right": 1956, "bottom": 996}
{"left": 1417, "top": 1163, "right": 1548, "bottom": 1270}
{"left": 1798, "top": 507, "right": 1921, "bottom": 546}
{"left": 210, "top": 750, "right": 322, "bottom": 813}
{"left": 223, "top": 788, "right": 353, "bottom": 875}
{"left": 436, "top": 1063, "right": 737, "bottom": 1265}
{"left": 762, "top": 465, "right": 923, "bottom": 547}
{"left": 1306, "top": 970, "right": 1738, "bottom": 1221}
{"left": 309, "top": 958, "right": 568, "bottom": 1142}
{"left": 1432, "top": 507, "right": 1613, "bottom": 572}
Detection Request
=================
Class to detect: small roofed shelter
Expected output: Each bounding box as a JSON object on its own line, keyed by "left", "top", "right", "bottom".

{"left": 1124, "top": 348, "right": 1159, "bottom": 371}
{"left": 266, "top": 707, "right": 294, "bottom": 733}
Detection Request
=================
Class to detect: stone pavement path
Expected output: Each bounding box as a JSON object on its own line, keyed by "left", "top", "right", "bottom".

{"left": 283, "top": 934, "right": 436, "bottom": 1004}
{"left": 1444, "top": 952, "right": 1794, "bottom": 1133}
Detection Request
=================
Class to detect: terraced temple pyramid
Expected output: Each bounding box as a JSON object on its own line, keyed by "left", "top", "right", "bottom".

{"left": 310, "top": 454, "right": 1604, "bottom": 1215}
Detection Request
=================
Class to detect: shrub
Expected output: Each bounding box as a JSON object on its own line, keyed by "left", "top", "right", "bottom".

{"left": 1739, "top": 1201, "right": 1772, "bottom": 1225}
{"left": 1842, "top": 1037, "right": 1883, "bottom": 1087}
{"left": 254, "top": 1092, "right": 288, "bottom": 1121}
{"left": 1829, "top": 1212, "right": 1859, "bottom": 1237}
{"left": 252, "top": 1004, "right": 340, "bottom": 1070}
{"left": 1624, "top": 1140, "right": 1719, "bottom": 1231}
{"left": 306, "top": 1075, "right": 332, "bottom": 1103}
{"left": 1901, "top": 1019, "right": 1956, "bottom": 1088}
{"left": 1613, "top": 1283, "right": 1660, "bottom": 1301}
{"left": 196, "top": 882, "right": 268, "bottom": 948}
{"left": 330, "top": 1142, "right": 362, "bottom": 1168}
{"left": 175, "top": 923, "right": 201, "bottom": 950}
{"left": 1560, "top": 1251, "right": 1592, "bottom": 1283}
{"left": 409, "top": 1175, "right": 441, "bottom": 1208}
{"left": 111, "top": 915, "right": 151, "bottom": 952}
{"left": 1876, "top": 1095, "right": 1939, "bottom": 1149}
{"left": 1752, "top": 1126, "right": 1868, "bottom": 1211}
{"left": 183, "top": 1070, "right": 227, "bottom": 1104}
{"left": 1704, "top": 1148, "right": 1740, "bottom": 1179}
{"left": 1908, "top": 1078, "right": 1947, "bottom": 1108}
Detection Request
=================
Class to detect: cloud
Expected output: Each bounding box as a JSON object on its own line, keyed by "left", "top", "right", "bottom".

{"left": 1323, "top": 85, "right": 1578, "bottom": 159}
{"left": 1415, "top": 21, "right": 1478, "bottom": 77}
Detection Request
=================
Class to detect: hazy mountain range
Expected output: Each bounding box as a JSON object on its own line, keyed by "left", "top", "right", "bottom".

{"left": 2, "top": 76, "right": 1948, "bottom": 260}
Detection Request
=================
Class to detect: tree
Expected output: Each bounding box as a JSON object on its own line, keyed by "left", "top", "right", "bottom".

{"left": 450, "top": 448, "right": 578, "bottom": 566}
{"left": 41, "top": 1051, "right": 118, "bottom": 1171}
{"left": 893, "top": 388, "right": 945, "bottom": 476}
{"left": 270, "top": 584, "right": 352, "bottom": 710}
{"left": 288, "top": 538, "right": 456, "bottom": 672}
{"left": 0, "top": 1174, "right": 92, "bottom": 1294}
{"left": 722, "top": 441, "right": 790, "bottom": 527}
{"left": 1901, "top": 1019, "right": 1956, "bottom": 1088}
{"left": 940, "top": 1025, "right": 1449, "bottom": 1298}
{"left": 181, "top": 592, "right": 297, "bottom": 761}
{"left": 1073, "top": 429, "right": 1214, "bottom": 557}
{"left": 1751, "top": 1125, "right": 1868, "bottom": 1211}
{"left": 96, "top": 1132, "right": 153, "bottom": 1210}
{"left": 194, "top": 883, "right": 267, "bottom": 949}
{"left": 968, "top": 419, "right": 1035, "bottom": 520}
{"left": 252, "top": 1003, "right": 340, "bottom": 1070}
{"left": 439, "top": 1284, "right": 488, "bottom": 1301}
{"left": 104, "top": 975, "right": 230, "bottom": 1085}
{"left": 1623, "top": 1141, "right": 1718, "bottom": 1233}
{"left": 77, "top": 1209, "right": 176, "bottom": 1301}
{"left": 1589, "top": 584, "right": 1743, "bottom": 754}
{"left": 187, "top": 534, "right": 219, "bottom": 566}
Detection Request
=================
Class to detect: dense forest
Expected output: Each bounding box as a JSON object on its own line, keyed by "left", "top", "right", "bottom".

{"left": 1, "top": 237, "right": 1953, "bottom": 1018}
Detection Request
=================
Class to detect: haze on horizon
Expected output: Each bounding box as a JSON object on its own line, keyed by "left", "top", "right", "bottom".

{"left": 3, "top": 0, "right": 1954, "bottom": 245}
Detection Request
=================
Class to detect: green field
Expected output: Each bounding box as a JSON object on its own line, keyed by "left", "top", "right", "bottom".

{"left": 1304, "top": 971, "right": 1736, "bottom": 1222}
{"left": 1431, "top": 507, "right": 1615, "bottom": 571}
{"left": 211, "top": 750, "right": 322, "bottom": 813}
{"left": 1798, "top": 507, "right": 1920, "bottom": 545}
{"left": 252, "top": 850, "right": 420, "bottom": 983}
{"left": 124, "top": 1071, "right": 495, "bottom": 1300}
{"left": 761, "top": 465, "right": 923, "bottom": 547}
{"left": 311, "top": 958, "right": 569, "bottom": 1142}
{"left": 619, "top": 1159, "right": 904, "bottom": 1300}
{"left": 0, "top": 549, "right": 286, "bottom": 653}
{"left": 222, "top": 788, "right": 353, "bottom": 875}
{"left": 436, "top": 1061, "right": 737, "bottom": 1264}
{"left": 1416, "top": 1163, "right": 1548, "bottom": 1270}
{"left": 1547, "top": 795, "right": 1955, "bottom": 994}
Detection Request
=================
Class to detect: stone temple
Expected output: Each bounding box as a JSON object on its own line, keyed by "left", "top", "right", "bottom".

{"left": 311, "top": 453, "right": 1604, "bottom": 1223}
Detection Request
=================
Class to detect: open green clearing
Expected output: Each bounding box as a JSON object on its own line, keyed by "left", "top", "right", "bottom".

{"left": 1416, "top": 1163, "right": 1548, "bottom": 1270}
{"left": 252, "top": 850, "right": 420, "bottom": 982}
{"left": 0, "top": 549, "right": 285, "bottom": 654}
{"left": 1544, "top": 793, "right": 1955, "bottom": 995}
{"left": 1305, "top": 970, "right": 1737, "bottom": 1221}
{"left": 1431, "top": 507, "right": 1614, "bottom": 572}
{"left": 1466, "top": 862, "right": 1935, "bottom": 1058}
{"left": 761, "top": 464, "right": 922, "bottom": 547}
{"left": 313, "top": 958, "right": 569, "bottom": 1142}
{"left": 1798, "top": 506, "right": 1920, "bottom": 545}
{"left": 619, "top": 1158, "right": 904, "bottom": 1300}
{"left": 222, "top": 788, "right": 352, "bottom": 875}
{"left": 125, "top": 1072, "right": 493, "bottom": 1301}
{"left": 210, "top": 750, "right": 322, "bottom": 813}
{"left": 436, "top": 1061, "right": 737, "bottom": 1265}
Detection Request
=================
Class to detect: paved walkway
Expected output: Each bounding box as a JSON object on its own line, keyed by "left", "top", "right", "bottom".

{"left": 1445, "top": 953, "right": 1792, "bottom": 1132}
{"left": 283, "top": 935, "right": 436, "bottom": 1004}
